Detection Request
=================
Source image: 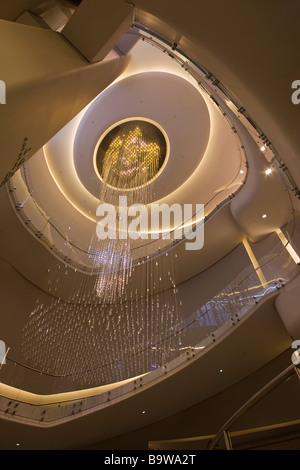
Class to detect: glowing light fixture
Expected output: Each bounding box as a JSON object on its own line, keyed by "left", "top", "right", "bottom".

{"left": 276, "top": 228, "right": 300, "bottom": 264}
{"left": 96, "top": 120, "right": 167, "bottom": 190}
{"left": 243, "top": 238, "right": 268, "bottom": 288}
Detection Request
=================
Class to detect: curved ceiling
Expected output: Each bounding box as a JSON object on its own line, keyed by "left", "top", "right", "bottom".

{"left": 9, "top": 38, "right": 248, "bottom": 275}
{"left": 46, "top": 70, "right": 211, "bottom": 213}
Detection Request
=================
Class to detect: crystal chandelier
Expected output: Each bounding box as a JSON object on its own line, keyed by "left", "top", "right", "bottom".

{"left": 21, "top": 121, "right": 182, "bottom": 389}
{"left": 93, "top": 124, "right": 161, "bottom": 303}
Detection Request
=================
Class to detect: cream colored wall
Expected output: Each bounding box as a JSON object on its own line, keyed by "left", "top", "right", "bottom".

{"left": 0, "top": 19, "right": 129, "bottom": 185}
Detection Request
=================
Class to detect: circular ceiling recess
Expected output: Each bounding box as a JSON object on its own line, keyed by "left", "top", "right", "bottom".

{"left": 71, "top": 71, "right": 211, "bottom": 205}
{"left": 95, "top": 119, "right": 168, "bottom": 190}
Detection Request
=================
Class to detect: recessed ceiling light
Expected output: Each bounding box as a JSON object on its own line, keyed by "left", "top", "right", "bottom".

{"left": 262, "top": 214, "right": 267, "bottom": 219}
{"left": 265, "top": 168, "right": 272, "bottom": 175}
{"left": 260, "top": 145, "right": 266, "bottom": 151}
{"left": 240, "top": 170, "right": 244, "bottom": 174}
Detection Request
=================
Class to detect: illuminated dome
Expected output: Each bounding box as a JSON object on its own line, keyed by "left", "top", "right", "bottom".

{"left": 95, "top": 119, "right": 168, "bottom": 190}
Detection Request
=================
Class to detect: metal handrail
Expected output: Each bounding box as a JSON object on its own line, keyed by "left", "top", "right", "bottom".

{"left": 208, "top": 363, "right": 300, "bottom": 450}
{"left": 148, "top": 417, "right": 300, "bottom": 450}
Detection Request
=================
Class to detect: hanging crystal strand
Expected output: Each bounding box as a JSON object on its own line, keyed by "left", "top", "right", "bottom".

{"left": 64, "top": 247, "right": 100, "bottom": 381}
{"left": 170, "top": 243, "right": 183, "bottom": 356}
{"left": 23, "top": 253, "right": 64, "bottom": 372}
